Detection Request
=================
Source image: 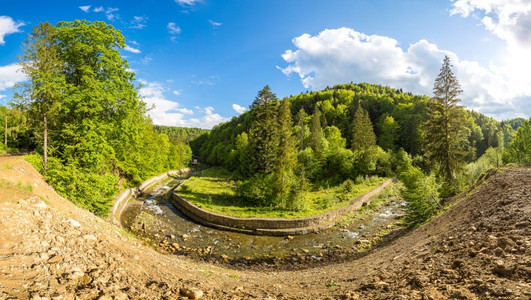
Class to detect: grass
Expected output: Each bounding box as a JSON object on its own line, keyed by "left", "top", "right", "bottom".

{"left": 176, "top": 167, "right": 388, "bottom": 219}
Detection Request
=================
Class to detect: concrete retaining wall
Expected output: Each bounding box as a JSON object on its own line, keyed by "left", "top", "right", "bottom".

{"left": 170, "top": 179, "right": 392, "bottom": 236}
{"left": 111, "top": 168, "right": 191, "bottom": 223}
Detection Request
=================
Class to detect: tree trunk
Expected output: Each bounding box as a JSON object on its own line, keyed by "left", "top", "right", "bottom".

{"left": 44, "top": 114, "right": 48, "bottom": 172}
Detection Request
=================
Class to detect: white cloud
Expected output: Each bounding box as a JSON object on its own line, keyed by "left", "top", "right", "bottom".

{"left": 209, "top": 20, "right": 222, "bottom": 27}
{"left": 0, "top": 63, "right": 26, "bottom": 92}
{"left": 79, "top": 5, "right": 91, "bottom": 13}
{"left": 167, "top": 22, "right": 181, "bottom": 35}
{"left": 279, "top": 27, "right": 531, "bottom": 120}
{"left": 124, "top": 44, "right": 141, "bottom": 54}
{"left": 172, "top": 90, "right": 181, "bottom": 96}
{"left": 130, "top": 16, "right": 148, "bottom": 29}
{"left": 93, "top": 6, "right": 104, "bottom": 13}
{"left": 0, "top": 94, "right": 5, "bottom": 100}
{"left": 0, "top": 16, "right": 24, "bottom": 45}
{"left": 232, "top": 104, "right": 246, "bottom": 114}
{"left": 105, "top": 8, "right": 119, "bottom": 21}
{"left": 178, "top": 108, "right": 193, "bottom": 115}
{"left": 451, "top": 0, "right": 531, "bottom": 50}
{"left": 175, "top": 0, "right": 201, "bottom": 6}
{"left": 139, "top": 80, "right": 227, "bottom": 129}
{"left": 141, "top": 55, "right": 152, "bottom": 64}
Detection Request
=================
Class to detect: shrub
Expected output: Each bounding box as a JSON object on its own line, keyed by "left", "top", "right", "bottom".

{"left": 235, "top": 173, "right": 275, "bottom": 207}
{"left": 399, "top": 163, "right": 441, "bottom": 227}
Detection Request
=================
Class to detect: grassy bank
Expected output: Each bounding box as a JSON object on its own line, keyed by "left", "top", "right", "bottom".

{"left": 176, "top": 167, "right": 388, "bottom": 218}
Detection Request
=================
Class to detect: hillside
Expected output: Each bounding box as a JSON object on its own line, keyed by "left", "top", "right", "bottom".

{"left": 0, "top": 154, "right": 529, "bottom": 299}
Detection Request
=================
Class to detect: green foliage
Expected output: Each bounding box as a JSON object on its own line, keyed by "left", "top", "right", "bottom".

{"left": 351, "top": 104, "right": 376, "bottom": 151}
{"left": 467, "top": 147, "right": 502, "bottom": 183}
{"left": 249, "top": 86, "right": 279, "bottom": 174}
{"left": 235, "top": 173, "right": 276, "bottom": 207}
{"left": 15, "top": 21, "right": 191, "bottom": 215}
{"left": 503, "top": 118, "right": 531, "bottom": 165}
{"left": 399, "top": 162, "right": 441, "bottom": 227}
{"left": 153, "top": 125, "right": 208, "bottom": 144}
{"left": 423, "top": 56, "right": 469, "bottom": 191}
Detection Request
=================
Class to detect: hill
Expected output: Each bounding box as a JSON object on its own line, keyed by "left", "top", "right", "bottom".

{"left": 0, "top": 154, "right": 529, "bottom": 299}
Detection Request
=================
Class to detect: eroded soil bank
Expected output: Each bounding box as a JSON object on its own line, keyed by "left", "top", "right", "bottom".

{"left": 1, "top": 155, "right": 530, "bottom": 299}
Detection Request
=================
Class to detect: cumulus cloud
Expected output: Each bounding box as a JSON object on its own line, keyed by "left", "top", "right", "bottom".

{"left": 451, "top": 0, "right": 531, "bottom": 50}
{"left": 79, "top": 5, "right": 91, "bottom": 13}
{"left": 167, "top": 22, "right": 181, "bottom": 35}
{"left": 0, "top": 63, "right": 26, "bottom": 92}
{"left": 93, "top": 6, "right": 104, "bottom": 13}
{"left": 139, "top": 80, "right": 227, "bottom": 129}
{"left": 209, "top": 20, "right": 222, "bottom": 27}
{"left": 232, "top": 104, "right": 246, "bottom": 114}
{"left": 124, "top": 44, "right": 141, "bottom": 54}
{"left": 172, "top": 90, "right": 181, "bottom": 96}
{"left": 0, "top": 16, "right": 24, "bottom": 45}
{"left": 279, "top": 27, "right": 531, "bottom": 120}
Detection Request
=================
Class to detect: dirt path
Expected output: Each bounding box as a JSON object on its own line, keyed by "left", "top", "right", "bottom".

{"left": 0, "top": 155, "right": 530, "bottom": 299}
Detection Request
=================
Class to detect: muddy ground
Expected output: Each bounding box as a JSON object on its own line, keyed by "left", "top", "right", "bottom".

{"left": 0, "top": 155, "right": 529, "bottom": 299}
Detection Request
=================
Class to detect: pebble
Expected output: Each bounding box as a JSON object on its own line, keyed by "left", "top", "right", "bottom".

{"left": 180, "top": 287, "right": 204, "bottom": 299}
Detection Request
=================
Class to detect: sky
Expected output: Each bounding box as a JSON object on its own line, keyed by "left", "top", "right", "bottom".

{"left": 1, "top": 0, "right": 530, "bottom": 128}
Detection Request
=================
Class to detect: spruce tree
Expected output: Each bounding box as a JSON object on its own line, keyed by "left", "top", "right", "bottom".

{"left": 351, "top": 104, "right": 376, "bottom": 151}
{"left": 249, "top": 86, "right": 279, "bottom": 174}
{"left": 424, "top": 56, "right": 468, "bottom": 189}
{"left": 273, "top": 99, "right": 297, "bottom": 202}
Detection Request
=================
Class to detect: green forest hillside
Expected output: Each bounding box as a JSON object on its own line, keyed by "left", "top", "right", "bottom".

{"left": 192, "top": 83, "right": 514, "bottom": 172}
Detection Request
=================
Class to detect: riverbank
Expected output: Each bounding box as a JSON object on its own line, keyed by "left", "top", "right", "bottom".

{"left": 1, "top": 155, "right": 529, "bottom": 299}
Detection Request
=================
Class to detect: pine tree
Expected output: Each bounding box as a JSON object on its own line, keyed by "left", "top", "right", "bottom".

{"left": 249, "top": 86, "right": 279, "bottom": 174}
{"left": 423, "top": 56, "right": 468, "bottom": 189}
{"left": 273, "top": 99, "right": 297, "bottom": 202}
{"left": 351, "top": 104, "right": 376, "bottom": 151}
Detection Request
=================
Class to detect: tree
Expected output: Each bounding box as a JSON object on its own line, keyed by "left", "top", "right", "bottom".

{"left": 423, "top": 56, "right": 468, "bottom": 190}
{"left": 503, "top": 118, "right": 531, "bottom": 165}
{"left": 17, "top": 22, "right": 64, "bottom": 171}
{"left": 378, "top": 114, "right": 398, "bottom": 151}
{"left": 309, "top": 107, "right": 324, "bottom": 157}
{"left": 272, "top": 99, "right": 297, "bottom": 203}
{"left": 249, "top": 86, "right": 279, "bottom": 174}
{"left": 351, "top": 104, "right": 376, "bottom": 151}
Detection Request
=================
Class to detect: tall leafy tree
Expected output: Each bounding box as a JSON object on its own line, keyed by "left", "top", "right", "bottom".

{"left": 249, "top": 86, "right": 279, "bottom": 174}
{"left": 503, "top": 118, "right": 531, "bottom": 165}
{"left": 351, "top": 104, "right": 376, "bottom": 151}
{"left": 378, "top": 114, "right": 398, "bottom": 151}
{"left": 423, "top": 56, "right": 468, "bottom": 189}
{"left": 17, "top": 22, "right": 64, "bottom": 171}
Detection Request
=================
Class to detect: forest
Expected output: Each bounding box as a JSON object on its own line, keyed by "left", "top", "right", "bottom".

{"left": 191, "top": 73, "right": 530, "bottom": 224}
{"left": 2, "top": 20, "right": 530, "bottom": 225}
{"left": 0, "top": 21, "right": 197, "bottom": 216}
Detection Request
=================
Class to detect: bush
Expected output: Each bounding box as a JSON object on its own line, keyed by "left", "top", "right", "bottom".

{"left": 235, "top": 173, "right": 275, "bottom": 207}
{"left": 399, "top": 163, "right": 441, "bottom": 227}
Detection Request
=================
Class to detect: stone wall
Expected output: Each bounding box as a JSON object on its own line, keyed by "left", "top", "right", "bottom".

{"left": 111, "top": 168, "right": 191, "bottom": 223}
{"left": 170, "top": 179, "right": 392, "bottom": 236}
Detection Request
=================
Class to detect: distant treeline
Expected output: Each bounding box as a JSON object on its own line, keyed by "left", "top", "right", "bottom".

{"left": 153, "top": 125, "right": 209, "bottom": 144}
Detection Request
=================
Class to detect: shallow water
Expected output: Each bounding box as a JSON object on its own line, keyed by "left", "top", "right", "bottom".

{"left": 121, "top": 178, "right": 405, "bottom": 263}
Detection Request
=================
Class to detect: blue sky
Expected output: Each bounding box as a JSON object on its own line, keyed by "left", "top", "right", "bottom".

{"left": 1, "top": 0, "right": 530, "bottom": 128}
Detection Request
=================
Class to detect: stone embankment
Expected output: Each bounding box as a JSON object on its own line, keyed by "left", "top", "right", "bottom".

{"left": 171, "top": 179, "right": 392, "bottom": 236}
{"left": 111, "top": 168, "right": 190, "bottom": 223}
